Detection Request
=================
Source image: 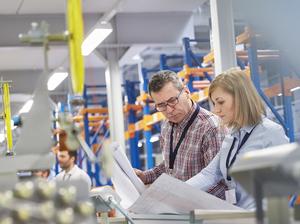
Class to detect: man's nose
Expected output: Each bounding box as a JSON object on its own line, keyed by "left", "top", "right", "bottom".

{"left": 166, "top": 104, "right": 174, "bottom": 113}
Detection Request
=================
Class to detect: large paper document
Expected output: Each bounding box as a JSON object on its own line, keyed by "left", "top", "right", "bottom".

{"left": 110, "top": 143, "right": 242, "bottom": 214}
{"left": 129, "top": 174, "right": 243, "bottom": 214}
{"left": 111, "top": 162, "right": 140, "bottom": 209}
{"left": 112, "top": 143, "right": 146, "bottom": 194}
{"left": 111, "top": 143, "right": 147, "bottom": 208}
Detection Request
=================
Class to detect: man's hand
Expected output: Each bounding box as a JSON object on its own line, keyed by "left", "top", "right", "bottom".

{"left": 134, "top": 168, "right": 147, "bottom": 184}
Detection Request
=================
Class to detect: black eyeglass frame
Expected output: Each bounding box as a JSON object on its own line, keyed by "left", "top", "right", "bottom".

{"left": 154, "top": 88, "right": 184, "bottom": 112}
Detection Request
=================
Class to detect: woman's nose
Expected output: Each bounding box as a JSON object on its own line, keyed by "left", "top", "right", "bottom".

{"left": 213, "top": 105, "right": 221, "bottom": 114}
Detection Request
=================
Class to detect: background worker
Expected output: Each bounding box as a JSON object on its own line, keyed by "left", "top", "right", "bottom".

{"left": 54, "top": 130, "right": 92, "bottom": 190}
{"left": 55, "top": 149, "right": 92, "bottom": 190}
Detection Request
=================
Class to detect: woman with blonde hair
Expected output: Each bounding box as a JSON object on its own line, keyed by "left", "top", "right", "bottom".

{"left": 186, "top": 68, "right": 289, "bottom": 209}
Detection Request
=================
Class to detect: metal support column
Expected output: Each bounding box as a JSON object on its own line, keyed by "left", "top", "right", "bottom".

{"left": 237, "top": 58, "right": 246, "bottom": 70}
{"left": 210, "top": 0, "right": 237, "bottom": 75}
{"left": 159, "top": 54, "right": 184, "bottom": 73}
{"left": 247, "top": 38, "right": 261, "bottom": 89}
{"left": 283, "top": 95, "right": 294, "bottom": 142}
{"left": 83, "top": 85, "right": 93, "bottom": 179}
{"left": 278, "top": 63, "right": 295, "bottom": 142}
{"left": 181, "top": 37, "right": 212, "bottom": 95}
{"left": 52, "top": 109, "right": 59, "bottom": 175}
{"left": 182, "top": 37, "right": 197, "bottom": 92}
{"left": 105, "top": 49, "right": 126, "bottom": 151}
{"left": 142, "top": 68, "right": 154, "bottom": 169}
{"left": 125, "top": 80, "right": 140, "bottom": 168}
{"left": 159, "top": 54, "right": 168, "bottom": 70}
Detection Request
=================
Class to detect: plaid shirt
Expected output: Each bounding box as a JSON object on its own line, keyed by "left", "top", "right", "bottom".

{"left": 143, "top": 103, "right": 228, "bottom": 199}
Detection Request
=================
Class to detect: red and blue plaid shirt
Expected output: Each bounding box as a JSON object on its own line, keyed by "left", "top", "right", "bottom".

{"left": 143, "top": 103, "right": 228, "bottom": 199}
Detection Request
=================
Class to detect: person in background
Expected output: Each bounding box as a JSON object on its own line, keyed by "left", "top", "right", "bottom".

{"left": 55, "top": 149, "right": 92, "bottom": 190}
{"left": 32, "top": 169, "right": 50, "bottom": 179}
{"left": 54, "top": 130, "right": 92, "bottom": 190}
{"left": 186, "top": 68, "right": 289, "bottom": 209}
{"left": 135, "top": 70, "right": 227, "bottom": 199}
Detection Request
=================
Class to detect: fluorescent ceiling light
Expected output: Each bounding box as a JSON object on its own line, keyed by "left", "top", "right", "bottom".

{"left": 291, "top": 86, "right": 300, "bottom": 92}
{"left": 150, "top": 135, "right": 160, "bottom": 143}
{"left": 0, "top": 133, "right": 5, "bottom": 143}
{"left": 132, "top": 54, "right": 142, "bottom": 61}
{"left": 47, "top": 72, "right": 68, "bottom": 91}
{"left": 19, "top": 99, "right": 34, "bottom": 114}
{"left": 81, "top": 23, "right": 113, "bottom": 56}
{"left": 235, "top": 44, "right": 245, "bottom": 51}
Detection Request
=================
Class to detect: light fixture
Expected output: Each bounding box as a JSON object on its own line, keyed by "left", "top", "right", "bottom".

{"left": 81, "top": 22, "right": 113, "bottom": 56}
{"left": 291, "top": 86, "right": 300, "bottom": 92}
{"left": 132, "top": 54, "right": 142, "bottom": 61}
{"left": 150, "top": 134, "right": 160, "bottom": 143}
{"left": 0, "top": 133, "right": 5, "bottom": 143}
{"left": 19, "top": 99, "right": 34, "bottom": 114}
{"left": 47, "top": 72, "right": 69, "bottom": 91}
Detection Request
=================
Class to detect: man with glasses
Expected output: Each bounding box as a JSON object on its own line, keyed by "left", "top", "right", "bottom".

{"left": 135, "top": 70, "right": 227, "bottom": 199}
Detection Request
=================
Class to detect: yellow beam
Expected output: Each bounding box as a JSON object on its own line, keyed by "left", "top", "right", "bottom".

{"left": 236, "top": 30, "right": 251, "bottom": 45}
{"left": 235, "top": 27, "right": 262, "bottom": 45}
{"left": 238, "top": 55, "right": 280, "bottom": 61}
{"left": 73, "top": 115, "right": 108, "bottom": 122}
{"left": 123, "top": 104, "right": 143, "bottom": 113}
{"left": 203, "top": 51, "right": 214, "bottom": 64}
{"left": 67, "top": 0, "right": 85, "bottom": 95}
{"left": 125, "top": 112, "right": 165, "bottom": 140}
{"left": 136, "top": 92, "right": 150, "bottom": 103}
{"left": 178, "top": 65, "right": 213, "bottom": 79}
{"left": 79, "top": 107, "right": 109, "bottom": 115}
{"left": 264, "top": 78, "right": 300, "bottom": 97}
{"left": 2, "top": 83, "right": 13, "bottom": 151}
{"left": 79, "top": 121, "right": 102, "bottom": 128}
{"left": 191, "top": 90, "right": 209, "bottom": 102}
{"left": 146, "top": 112, "right": 165, "bottom": 126}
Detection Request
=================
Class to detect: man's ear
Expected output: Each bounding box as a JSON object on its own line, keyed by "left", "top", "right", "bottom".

{"left": 184, "top": 86, "right": 191, "bottom": 97}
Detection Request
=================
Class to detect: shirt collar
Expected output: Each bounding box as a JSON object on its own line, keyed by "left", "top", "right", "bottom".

{"left": 230, "top": 124, "right": 255, "bottom": 138}
{"left": 65, "top": 164, "right": 78, "bottom": 176}
{"left": 171, "top": 101, "right": 197, "bottom": 129}
{"left": 241, "top": 125, "right": 255, "bottom": 133}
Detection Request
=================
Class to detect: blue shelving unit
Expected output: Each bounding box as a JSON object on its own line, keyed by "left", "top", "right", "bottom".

{"left": 124, "top": 80, "right": 141, "bottom": 169}
{"left": 246, "top": 35, "right": 294, "bottom": 142}
{"left": 81, "top": 84, "right": 110, "bottom": 186}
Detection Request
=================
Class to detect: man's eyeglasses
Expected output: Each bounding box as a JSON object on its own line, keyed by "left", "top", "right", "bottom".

{"left": 155, "top": 89, "right": 183, "bottom": 112}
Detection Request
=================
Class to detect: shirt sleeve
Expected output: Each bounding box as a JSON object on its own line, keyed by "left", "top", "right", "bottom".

{"left": 143, "top": 127, "right": 168, "bottom": 184}
{"left": 85, "top": 174, "right": 92, "bottom": 189}
{"left": 207, "top": 180, "right": 228, "bottom": 200}
{"left": 196, "top": 129, "right": 228, "bottom": 199}
{"left": 143, "top": 162, "right": 166, "bottom": 184}
{"left": 270, "top": 123, "right": 289, "bottom": 146}
{"left": 186, "top": 151, "right": 223, "bottom": 191}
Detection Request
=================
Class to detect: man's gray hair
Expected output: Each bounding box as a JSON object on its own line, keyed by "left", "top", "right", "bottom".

{"left": 148, "top": 70, "right": 183, "bottom": 95}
